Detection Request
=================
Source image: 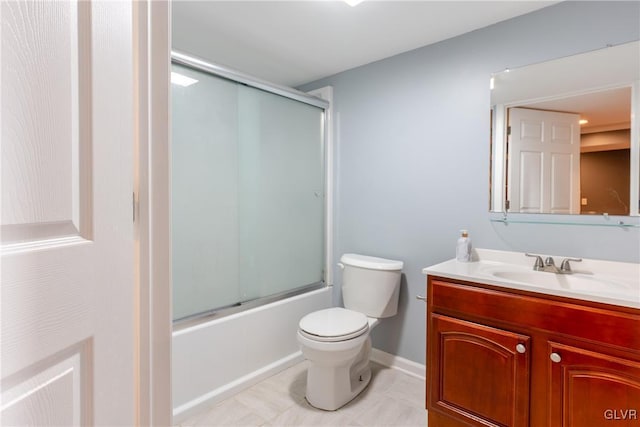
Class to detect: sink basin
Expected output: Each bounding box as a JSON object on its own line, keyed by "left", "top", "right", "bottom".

{"left": 490, "top": 269, "right": 634, "bottom": 297}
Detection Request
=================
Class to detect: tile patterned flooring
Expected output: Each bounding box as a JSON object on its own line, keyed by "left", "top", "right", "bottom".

{"left": 177, "top": 361, "right": 427, "bottom": 426}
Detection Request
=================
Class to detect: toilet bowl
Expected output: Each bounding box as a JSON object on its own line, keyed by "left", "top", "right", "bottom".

{"left": 297, "top": 254, "right": 403, "bottom": 411}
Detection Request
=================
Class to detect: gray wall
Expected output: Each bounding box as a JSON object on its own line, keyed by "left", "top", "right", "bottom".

{"left": 300, "top": 1, "right": 640, "bottom": 365}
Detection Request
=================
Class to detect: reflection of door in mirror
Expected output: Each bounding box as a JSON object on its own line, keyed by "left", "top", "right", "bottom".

{"left": 507, "top": 107, "right": 580, "bottom": 214}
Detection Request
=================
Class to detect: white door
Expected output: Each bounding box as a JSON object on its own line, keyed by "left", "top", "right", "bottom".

{"left": 2, "top": 2, "right": 136, "bottom": 425}
{"left": 507, "top": 107, "right": 581, "bottom": 214}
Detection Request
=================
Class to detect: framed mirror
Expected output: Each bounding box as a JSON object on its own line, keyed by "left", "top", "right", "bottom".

{"left": 490, "top": 41, "right": 639, "bottom": 218}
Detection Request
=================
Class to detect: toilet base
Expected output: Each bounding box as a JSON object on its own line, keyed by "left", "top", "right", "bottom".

{"left": 306, "top": 364, "right": 371, "bottom": 411}
{"left": 305, "top": 338, "right": 372, "bottom": 411}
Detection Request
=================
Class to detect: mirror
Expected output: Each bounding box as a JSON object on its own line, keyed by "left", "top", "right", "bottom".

{"left": 490, "top": 41, "right": 639, "bottom": 217}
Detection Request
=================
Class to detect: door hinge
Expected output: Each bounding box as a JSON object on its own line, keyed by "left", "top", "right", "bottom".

{"left": 507, "top": 125, "right": 511, "bottom": 136}
{"left": 132, "top": 192, "right": 136, "bottom": 223}
{"left": 505, "top": 200, "right": 510, "bottom": 210}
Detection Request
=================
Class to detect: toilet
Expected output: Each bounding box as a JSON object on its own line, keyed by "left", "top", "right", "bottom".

{"left": 297, "top": 253, "right": 403, "bottom": 411}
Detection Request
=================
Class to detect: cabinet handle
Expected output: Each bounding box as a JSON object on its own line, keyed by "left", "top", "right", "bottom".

{"left": 516, "top": 343, "right": 526, "bottom": 354}
{"left": 550, "top": 352, "right": 562, "bottom": 363}
{"left": 416, "top": 295, "right": 427, "bottom": 302}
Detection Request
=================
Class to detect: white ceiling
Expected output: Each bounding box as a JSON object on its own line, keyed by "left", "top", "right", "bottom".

{"left": 172, "top": 1, "right": 558, "bottom": 87}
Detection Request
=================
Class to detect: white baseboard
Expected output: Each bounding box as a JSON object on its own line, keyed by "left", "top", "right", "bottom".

{"left": 173, "top": 347, "right": 425, "bottom": 424}
{"left": 172, "top": 351, "right": 305, "bottom": 424}
{"left": 370, "top": 348, "right": 426, "bottom": 380}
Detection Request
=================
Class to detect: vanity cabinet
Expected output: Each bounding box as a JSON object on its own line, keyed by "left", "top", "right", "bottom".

{"left": 426, "top": 276, "right": 640, "bottom": 427}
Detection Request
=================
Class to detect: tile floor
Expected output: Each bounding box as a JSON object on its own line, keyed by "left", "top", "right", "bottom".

{"left": 177, "top": 361, "right": 427, "bottom": 426}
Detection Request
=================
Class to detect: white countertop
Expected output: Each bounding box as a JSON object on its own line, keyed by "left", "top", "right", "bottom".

{"left": 423, "top": 249, "right": 640, "bottom": 309}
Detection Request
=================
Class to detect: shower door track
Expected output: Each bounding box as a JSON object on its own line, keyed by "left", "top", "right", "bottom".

{"left": 173, "top": 281, "right": 325, "bottom": 330}
{"left": 171, "top": 50, "right": 329, "bottom": 110}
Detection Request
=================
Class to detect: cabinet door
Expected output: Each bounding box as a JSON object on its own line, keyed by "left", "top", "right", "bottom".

{"left": 429, "top": 314, "right": 531, "bottom": 427}
{"left": 549, "top": 342, "right": 640, "bottom": 427}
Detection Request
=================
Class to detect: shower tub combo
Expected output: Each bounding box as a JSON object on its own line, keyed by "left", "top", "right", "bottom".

{"left": 170, "top": 52, "right": 332, "bottom": 423}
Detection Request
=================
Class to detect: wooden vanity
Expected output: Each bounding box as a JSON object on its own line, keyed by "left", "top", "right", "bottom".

{"left": 424, "top": 259, "right": 640, "bottom": 427}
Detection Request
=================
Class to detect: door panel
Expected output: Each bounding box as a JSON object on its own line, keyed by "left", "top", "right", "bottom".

{"left": 1, "top": 0, "right": 92, "bottom": 244}
{"left": 550, "top": 153, "right": 573, "bottom": 212}
{"left": 2, "top": 1, "right": 135, "bottom": 425}
{"left": 550, "top": 121, "right": 573, "bottom": 142}
{"left": 429, "top": 314, "right": 530, "bottom": 427}
{"left": 519, "top": 151, "right": 543, "bottom": 212}
{"left": 549, "top": 342, "right": 640, "bottom": 427}
{"left": 1, "top": 349, "right": 86, "bottom": 426}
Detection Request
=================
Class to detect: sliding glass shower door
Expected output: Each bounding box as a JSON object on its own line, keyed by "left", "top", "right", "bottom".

{"left": 171, "top": 61, "right": 325, "bottom": 321}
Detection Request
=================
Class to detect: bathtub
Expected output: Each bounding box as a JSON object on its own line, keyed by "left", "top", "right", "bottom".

{"left": 172, "top": 287, "right": 332, "bottom": 423}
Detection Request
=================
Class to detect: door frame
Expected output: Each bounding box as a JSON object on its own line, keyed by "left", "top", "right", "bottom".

{"left": 133, "top": 1, "right": 172, "bottom": 425}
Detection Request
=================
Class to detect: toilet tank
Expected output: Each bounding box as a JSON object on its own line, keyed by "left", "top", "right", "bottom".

{"left": 340, "top": 254, "right": 403, "bottom": 318}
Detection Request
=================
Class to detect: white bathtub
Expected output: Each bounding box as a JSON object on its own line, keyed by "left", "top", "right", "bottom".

{"left": 172, "top": 287, "right": 332, "bottom": 423}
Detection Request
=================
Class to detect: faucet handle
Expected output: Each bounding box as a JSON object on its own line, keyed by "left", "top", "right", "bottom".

{"left": 560, "top": 258, "right": 582, "bottom": 273}
{"left": 525, "top": 253, "right": 544, "bottom": 270}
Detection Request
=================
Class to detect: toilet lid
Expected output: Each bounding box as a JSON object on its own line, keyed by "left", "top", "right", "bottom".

{"left": 299, "top": 308, "right": 369, "bottom": 342}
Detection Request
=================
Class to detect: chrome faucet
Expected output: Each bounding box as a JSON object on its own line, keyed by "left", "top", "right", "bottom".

{"left": 559, "top": 257, "right": 582, "bottom": 273}
{"left": 525, "top": 254, "right": 582, "bottom": 274}
{"left": 525, "top": 253, "right": 545, "bottom": 271}
{"left": 544, "top": 256, "right": 561, "bottom": 273}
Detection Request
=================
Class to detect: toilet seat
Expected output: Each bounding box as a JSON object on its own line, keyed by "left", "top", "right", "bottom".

{"left": 299, "top": 307, "right": 369, "bottom": 342}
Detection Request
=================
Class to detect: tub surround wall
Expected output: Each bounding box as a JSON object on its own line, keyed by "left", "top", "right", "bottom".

{"left": 300, "top": 1, "right": 640, "bottom": 365}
